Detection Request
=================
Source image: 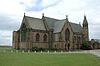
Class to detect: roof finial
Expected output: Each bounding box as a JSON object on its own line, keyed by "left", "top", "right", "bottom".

{"left": 66, "top": 15, "right": 68, "bottom": 19}
{"left": 66, "top": 15, "right": 69, "bottom": 22}
{"left": 84, "top": 13, "right": 87, "bottom": 20}
{"left": 42, "top": 13, "right": 44, "bottom": 17}
{"left": 24, "top": 13, "right": 26, "bottom": 16}
{"left": 42, "top": 13, "right": 45, "bottom": 20}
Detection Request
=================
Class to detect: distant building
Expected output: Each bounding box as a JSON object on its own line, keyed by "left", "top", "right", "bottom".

{"left": 90, "top": 39, "right": 100, "bottom": 49}
{"left": 13, "top": 13, "right": 89, "bottom": 50}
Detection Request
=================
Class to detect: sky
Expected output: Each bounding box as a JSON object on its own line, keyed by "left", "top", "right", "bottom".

{"left": 0, "top": 0, "right": 100, "bottom": 46}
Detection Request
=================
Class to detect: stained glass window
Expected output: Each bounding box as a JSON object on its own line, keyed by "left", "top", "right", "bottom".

{"left": 65, "top": 28, "right": 70, "bottom": 41}
{"left": 36, "top": 33, "right": 40, "bottom": 42}
{"left": 43, "top": 34, "right": 47, "bottom": 42}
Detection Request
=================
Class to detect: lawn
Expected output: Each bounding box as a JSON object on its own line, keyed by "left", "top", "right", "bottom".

{"left": 0, "top": 47, "right": 100, "bottom": 66}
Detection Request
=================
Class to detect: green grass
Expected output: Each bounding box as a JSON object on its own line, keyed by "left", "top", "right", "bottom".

{"left": 0, "top": 47, "right": 100, "bottom": 66}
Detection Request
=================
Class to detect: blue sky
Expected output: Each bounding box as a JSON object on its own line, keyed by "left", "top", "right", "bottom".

{"left": 0, "top": 0, "right": 100, "bottom": 46}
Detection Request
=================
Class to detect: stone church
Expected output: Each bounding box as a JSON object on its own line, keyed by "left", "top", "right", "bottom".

{"left": 13, "top": 13, "right": 89, "bottom": 50}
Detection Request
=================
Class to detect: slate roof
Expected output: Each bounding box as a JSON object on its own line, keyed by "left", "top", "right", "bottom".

{"left": 53, "top": 20, "right": 82, "bottom": 33}
{"left": 44, "top": 16, "right": 60, "bottom": 29}
{"left": 25, "top": 16, "right": 46, "bottom": 30}
{"left": 54, "top": 19, "right": 65, "bottom": 33}
{"left": 70, "top": 22, "right": 82, "bottom": 33}
{"left": 23, "top": 15, "right": 82, "bottom": 33}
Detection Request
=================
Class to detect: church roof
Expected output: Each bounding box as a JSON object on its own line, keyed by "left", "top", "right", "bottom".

{"left": 25, "top": 16, "right": 46, "bottom": 30}
{"left": 54, "top": 19, "right": 65, "bottom": 33}
{"left": 53, "top": 19, "right": 82, "bottom": 33}
{"left": 44, "top": 16, "right": 60, "bottom": 29}
{"left": 22, "top": 15, "right": 82, "bottom": 33}
{"left": 70, "top": 22, "right": 82, "bottom": 33}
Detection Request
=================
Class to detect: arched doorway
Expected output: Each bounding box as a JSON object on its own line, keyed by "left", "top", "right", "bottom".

{"left": 68, "top": 43, "right": 70, "bottom": 50}
{"left": 65, "top": 43, "right": 70, "bottom": 51}
{"left": 65, "top": 28, "right": 70, "bottom": 51}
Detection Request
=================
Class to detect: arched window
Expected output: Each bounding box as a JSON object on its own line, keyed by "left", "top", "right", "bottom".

{"left": 36, "top": 33, "right": 40, "bottom": 42}
{"left": 21, "top": 23, "right": 27, "bottom": 42}
{"left": 21, "top": 30, "right": 26, "bottom": 42}
{"left": 43, "top": 34, "right": 47, "bottom": 42}
{"left": 65, "top": 28, "right": 70, "bottom": 41}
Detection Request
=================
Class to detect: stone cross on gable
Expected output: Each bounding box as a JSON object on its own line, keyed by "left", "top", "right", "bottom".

{"left": 66, "top": 15, "right": 68, "bottom": 19}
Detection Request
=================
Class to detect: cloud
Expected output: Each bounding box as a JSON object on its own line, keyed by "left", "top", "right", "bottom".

{"left": 0, "top": 0, "right": 25, "bottom": 14}
{"left": 0, "top": 13, "right": 21, "bottom": 46}
{"left": 23, "top": 0, "right": 61, "bottom": 12}
{"left": 0, "top": 30, "right": 12, "bottom": 46}
{"left": 0, "top": 14, "right": 21, "bottom": 31}
{"left": 0, "top": 0, "right": 25, "bottom": 46}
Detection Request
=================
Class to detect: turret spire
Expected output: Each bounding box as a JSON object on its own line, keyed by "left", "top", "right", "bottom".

{"left": 82, "top": 14, "right": 89, "bottom": 41}
{"left": 83, "top": 15, "right": 88, "bottom": 25}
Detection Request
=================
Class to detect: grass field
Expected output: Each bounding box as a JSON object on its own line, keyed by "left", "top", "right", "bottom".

{"left": 0, "top": 47, "right": 100, "bottom": 66}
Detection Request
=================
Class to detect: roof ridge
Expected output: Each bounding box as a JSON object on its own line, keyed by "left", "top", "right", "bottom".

{"left": 25, "top": 16, "right": 42, "bottom": 20}
{"left": 44, "top": 16, "right": 60, "bottom": 21}
{"left": 69, "top": 22, "right": 79, "bottom": 25}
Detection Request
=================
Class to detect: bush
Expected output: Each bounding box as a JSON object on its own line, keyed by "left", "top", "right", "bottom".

{"left": 81, "top": 41, "right": 91, "bottom": 50}
{"left": 32, "top": 47, "right": 48, "bottom": 52}
{"left": 50, "top": 48, "right": 57, "bottom": 51}
{"left": 38, "top": 48, "right": 45, "bottom": 51}
{"left": 32, "top": 47, "right": 39, "bottom": 52}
